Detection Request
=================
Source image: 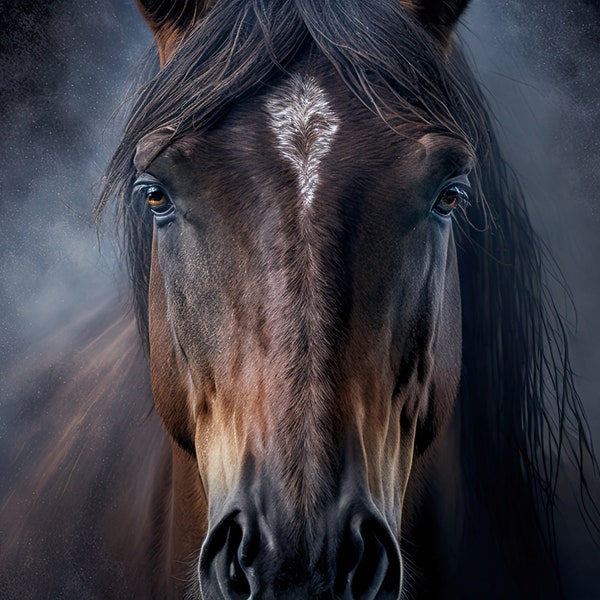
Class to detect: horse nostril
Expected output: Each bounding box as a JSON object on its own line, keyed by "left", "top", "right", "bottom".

{"left": 200, "top": 515, "right": 254, "bottom": 600}
{"left": 201, "top": 510, "right": 400, "bottom": 599}
{"left": 352, "top": 527, "right": 391, "bottom": 598}
{"left": 220, "top": 522, "right": 252, "bottom": 597}
{"left": 335, "top": 516, "right": 401, "bottom": 600}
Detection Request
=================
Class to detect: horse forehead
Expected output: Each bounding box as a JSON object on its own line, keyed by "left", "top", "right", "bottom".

{"left": 264, "top": 74, "right": 340, "bottom": 208}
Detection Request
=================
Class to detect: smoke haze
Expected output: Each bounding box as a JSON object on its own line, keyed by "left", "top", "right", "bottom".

{"left": 0, "top": 1, "right": 150, "bottom": 360}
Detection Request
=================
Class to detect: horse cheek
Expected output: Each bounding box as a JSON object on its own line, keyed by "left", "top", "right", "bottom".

{"left": 417, "top": 233, "right": 462, "bottom": 455}
{"left": 148, "top": 237, "right": 197, "bottom": 456}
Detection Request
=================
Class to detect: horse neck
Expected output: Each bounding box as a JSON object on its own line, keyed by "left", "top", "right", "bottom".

{"left": 404, "top": 405, "right": 561, "bottom": 599}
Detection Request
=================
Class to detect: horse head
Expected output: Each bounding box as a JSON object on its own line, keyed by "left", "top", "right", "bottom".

{"left": 129, "top": 0, "right": 472, "bottom": 597}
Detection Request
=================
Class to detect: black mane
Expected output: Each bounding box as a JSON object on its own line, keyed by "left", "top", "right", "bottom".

{"left": 96, "top": 0, "right": 599, "bottom": 593}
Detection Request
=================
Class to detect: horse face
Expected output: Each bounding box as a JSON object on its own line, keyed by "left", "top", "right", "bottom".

{"left": 136, "top": 61, "right": 471, "bottom": 598}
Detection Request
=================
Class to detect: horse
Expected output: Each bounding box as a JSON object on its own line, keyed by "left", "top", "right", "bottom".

{"left": 0, "top": 0, "right": 598, "bottom": 598}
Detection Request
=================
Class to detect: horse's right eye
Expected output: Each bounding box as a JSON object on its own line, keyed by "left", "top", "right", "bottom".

{"left": 134, "top": 178, "right": 177, "bottom": 226}
{"left": 145, "top": 185, "right": 171, "bottom": 215}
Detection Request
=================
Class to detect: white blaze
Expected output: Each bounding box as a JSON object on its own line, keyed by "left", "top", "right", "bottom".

{"left": 266, "top": 75, "right": 339, "bottom": 208}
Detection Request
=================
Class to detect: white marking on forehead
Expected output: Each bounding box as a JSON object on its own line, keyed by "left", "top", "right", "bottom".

{"left": 266, "top": 75, "right": 339, "bottom": 208}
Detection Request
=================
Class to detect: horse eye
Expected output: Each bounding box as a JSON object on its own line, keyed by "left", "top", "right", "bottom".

{"left": 433, "top": 184, "right": 470, "bottom": 217}
{"left": 145, "top": 185, "right": 171, "bottom": 214}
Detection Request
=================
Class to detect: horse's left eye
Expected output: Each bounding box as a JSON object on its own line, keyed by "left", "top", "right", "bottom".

{"left": 433, "top": 183, "right": 470, "bottom": 217}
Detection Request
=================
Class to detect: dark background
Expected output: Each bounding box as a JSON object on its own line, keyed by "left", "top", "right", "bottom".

{"left": 0, "top": 0, "right": 598, "bottom": 494}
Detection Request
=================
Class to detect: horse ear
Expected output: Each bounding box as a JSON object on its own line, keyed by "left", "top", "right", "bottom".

{"left": 135, "top": 0, "right": 207, "bottom": 65}
{"left": 401, "top": 0, "right": 471, "bottom": 49}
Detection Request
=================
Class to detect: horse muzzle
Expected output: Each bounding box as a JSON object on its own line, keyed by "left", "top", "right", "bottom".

{"left": 198, "top": 499, "right": 402, "bottom": 600}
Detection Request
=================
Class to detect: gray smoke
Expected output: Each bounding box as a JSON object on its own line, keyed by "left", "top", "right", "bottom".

{"left": 0, "top": 1, "right": 597, "bottom": 440}
{"left": 0, "top": 1, "right": 150, "bottom": 359}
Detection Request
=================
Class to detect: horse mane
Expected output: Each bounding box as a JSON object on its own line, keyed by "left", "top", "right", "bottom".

{"left": 450, "top": 71, "right": 600, "bottom": 591}
{"left": 95, "top": 0, "right": 599, "bottom": 592}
